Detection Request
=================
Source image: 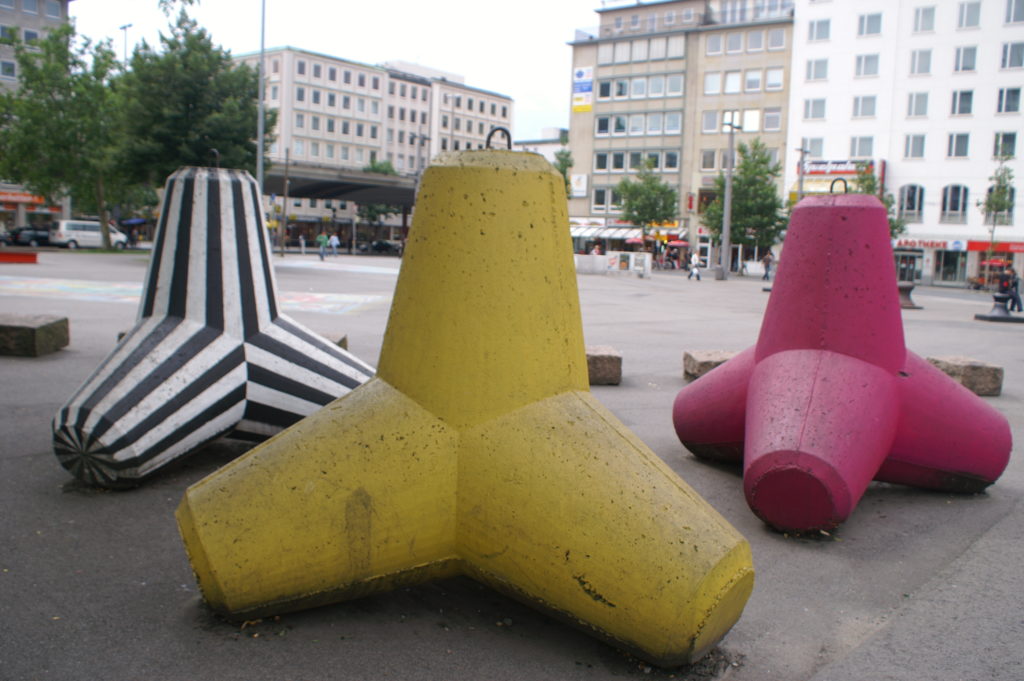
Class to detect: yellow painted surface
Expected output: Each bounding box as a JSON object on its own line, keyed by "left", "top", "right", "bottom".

{"left": 177, "top": 150, "right": 753, "bottom": 666}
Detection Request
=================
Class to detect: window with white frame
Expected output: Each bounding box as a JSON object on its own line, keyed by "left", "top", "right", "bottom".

{"left": 596, "top": 116, "right": 610, "bottom": 135}
{"left": 647, "top": 112, "right": 663, "bottom": 134}
{"left": 1008, "top": 0, "right": 1024, "bottom": 22}
{"left": 724, "top": 71, "right": 741, "bottom": 94}
{"left": 665, "top": 151, "right": 680, "bottom": 169}
{"left": 593, "top": 188, "right": 608, "bottom": 209}
{"left": 909, "top": 50, "right": 930, "bottom": 75}
{"left": 951, "top": 90, "right": 973, "bottom": 114}
{"left": 904, "top": 134, "right": 926, "bottom": 158}
{"left": 806, "top": 58, "right": 828, "bottom": 80}
{"left": 858, "top": 13, "right": 882, "bottom": 36}
{"left": 648, "top": 75, "right": 665, "bottom": 97}
{"left": 628, "top": 114, "right": 644, "bottom": 135}
{"left": 745, "top": 69, "right": 762, "bottom": 92}
{"left": 45, "top": 0, "right": 60, "bottom": 18}
{"left": 802, "top": 137, "right": 824, "bottom": 158}
{"left": 804, "top": 98, "right": 826, "bottom": 119}
{"left": 914, "top": 6, "right": 935, "bottom": 32}
{"left": 707, "top": 35, "right": 723, "bottom": 55}
{"left": 296, "top": 86, "right": 305, "bottom": 102}
{"left": 652, "top": 37, "right": 669, "bottom": 59}
{"left": 747, "top": 30, "right": 764, "bottom": 51}
{"left": 743, "top": 109, "right": 761, "bottom": 132}
{"left": 612, "top": 152, "right": 626, "bottom": 170}
{"left": 955, "top": 46, "right": 977, "bottom": 72}
{"left": 665, "top": 112, "right": 682, "bottom": 133}
{"left": 615, "top": 78, "right": 629, "bottom": 98}
{"left": 947, "top": 133, "right": 970, "bottom": 157}
{"left": 667, "top": 74, "right": 684, "bottom": 95}
{"left": 959, "top": 1, "right": 981, "bottom": 27}
{"left": 631, "top": 77, "right": 646, "bottom": 98}
{"left": 764, "top": 107, "right": 782, "bottom": 131}
{"left": 853, "top": 95, "right": 877, "bottom": 117}
{"left": 941, "top": 184, "right": 969, "bottom": 221}
{"left": 704, "top": 72, "right": 722, "bottom": 95}
{"left": 727, "top": 32, "right": 743, "bottom": 53}
{"left": 598, "top": 43, "right": 614, "bottom": 64}
{"left": 994, "top": 132, "right": 1017, "bottom": 157}
{"left": 1, "top": 60, "right": 15, "bottom": 79}
{"left": 295, "top": 113, "right": 305, "bottom": 128}
{"left": 700, "top": 150, "right": 716, "bottom": 171}
{"left": 594, "top": 153, "right": 609, "bottom": 171}
{"left": 809, "top": 19, "right": 830, "bottom": 41}
{"left": 765, "top": 67, "right": 784, "bottom": 90}
{"left": 702, "top": 111, "right": 718, "bottom": 133}
{"left": 850, "top": 136, "right": 874, "bottom": 158}
{"left": 1002, "top": 42, "right": 1024, "bottom": 68}
{"left": 767, "top": 28, "right": 785, "bottom": 50}
{"left": 908, "top": 92, "right": 928, "bottom": 116}
{"left": 899, "top": 185, "right": 925, "bottom": 222}
{"left": 614, "top": 42, "right": 631, "bottom": 63}
{"left": 998, "top": 87, "right": 1021, "bottom": 112}
{"left": 633, "top": 40, "right": 648, "bottom": 62}
{"left": 985, "top": 185, "right": 1016, "bottom": 223}
{"left": 857, "top": 54, "right": 881, "bottom": 76}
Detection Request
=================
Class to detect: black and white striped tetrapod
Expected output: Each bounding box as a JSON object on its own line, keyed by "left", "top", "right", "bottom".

{"left": 53, "top": 167, "right": 375, "bottom": 487}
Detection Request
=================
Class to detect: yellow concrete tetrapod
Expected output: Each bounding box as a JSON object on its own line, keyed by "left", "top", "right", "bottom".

{"left": 176, "top": 151, "right": 754, "bottom": 666}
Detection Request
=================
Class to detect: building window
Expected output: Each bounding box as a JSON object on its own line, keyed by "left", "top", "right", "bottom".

{"left": 328, "top": 67, "right": 337, "bottom": 81}
{"left": 666, "top": 74, "right": 684, "bottom": 95}
{"left": 724, "top": 71, "right": 741, "bottom": 94}
{"left": 342, "top": 121, "right": 350, "bottom": 134}
{"left": 629, "top": 114, "right": 645, "bottom": 135}
{"left": 947, "top": 133, "right": 970, "bottom": 157}
{"left": 959, "top": 1, "right": 981, "bottom": 27}
{"left": 955, "top": 46, "right": 977, "bottom": 72}
{"left": 342, "top": 95, "right": 350, "bottom": 109}
{"left": 904, "top": 134, "right": 926, "bottom": 158}
{"left": 665, "top": 151, "right": 679, "bottom": 169}
{"left": 312, "top": 64, "right": 321, "bottom": 78}
{"left": 808, "top": 19, "right": 830, "bottom": 41}
{"left": 612, "top": 152, "right": 626, "bottom": 170}
{"left": 985, "top": 185, "right": 1016, "bottom": 224}
{"left": 747, "top": 30, "right": 764, "bottom": 51}
{"left": 358, "top": 74, "right": 366, "bottom": 87}
{"left": 22, "top": 0, "right": 37, "bottom": 13}
{"left": 0, "top": 25, "right": 16, "bottom": 41}
{"left": 998, "top": 87, "right": 1021, "bottom": 112}
{"left": 909, "top": 50, "right": 930, "bottom": 75}
{"left": 802, "top": 137, "right": 824, "bottom": 158}
{"left": 994, "top": 132, "right": 1017, "bottom": 157}
{"left": 1, "top": 60, "right": 15, "bottom": 79}
{"left": 296, "top": 87, "right": 305, "bottom": 102}
{"left": 664, "top": 112, "right": 682, "bottom": 133}
{"left": 312, "top": 90, "right": 321, "bottom": 105}
{"left": 914, "top": 6, "right": 935, "bottom": 32}
{"left": 700, "top": 150, "right": 716, "bottom": 171}
{"left": 941, "top": 185, "right": 969, "bottom": 222}
{"left": 598, "top": 81, "right": 612, "bottom": 99}
{"left": 704, "top": 72, "right": 722, "bottom": 95}
{"left": 649, "top": 75, "right": 665, "bottom": 97}
{"left": 372, "top": 77, "right": 380, "bottom": 90}
{"left": 726, "top": 32, "right": 743, "bottom": 53}
{"left": 853, "top": 95, "right": 877, "bottom": 117}
{"left": 765, "top": 67, "right": 784, "bottom": 90}
{"left": 327, "top": 119, "right": 335, "bottom": 133}
{"left": 850, "top": 136, "right": 874, "bottom": 158}
{"left": 647, "top": 112, "right": 663, "bottom": 134}
{"left": 297, "top": 60, "right": 306, "bottom": 75}
{"left": 328, "top": 93, "right": 336, "bottom": 107}
{"left": 858, "top": 13, "right": 882, "bottom": 36}
{"left": 804, "top": 98, "right": 826, "bottom": 119}
{"left": 857, "top": 54, "right": 881, "bottom": 76}
{"left": 745, "top": 69, "right": 762, "bottom": 92}
{"left": 767, "top": 28, "right": 785, "bottom": 50}
{"left": 951, "top": 90, "right": 973, "bottom": 114}
{"left": 23, "top": 29, "right": 38, "bottom": 42}
{"left": 631, "top": 77, "right": 646, "bottom": 98}
{"left": 356, "top": 123, "right": 364, "bottom": 137}
{"left": 594, "top": 153, "right": 608, "bottom": 171}
{"left": 806, "top": 58, "right": 828, "bottom": 81}
{"left": 344, "top": 70, "right": 351, "bottom": 84}
{"left": 1008, "top": 0, "right": 1024, "bottom": 22}
{"left": 702, "top": 110, "right": 718, "bottom": 133}
{"left": 907, "top": 92, "right": 929, "bottom": 116}
{"left": 45, "top": 0, "right": 60, "bottom": 18}
{"left": 899, "top": 185, "right": 925, "bottom": 222}
{"left": 596, "top": 117, "right": 610, "bottom": 135}
{"left": 270, "top": 85, "right": 278, "bottom": 100}
{"left": 593, "top": 188, "right": 607, "bottom": 210}
{"left": 764, "top": 107, "right": 782, "bottom": 131}
{"left": 1002, "top": 42, "right": 1024, "bottom": 68}
{"left": 311, "top": 116, "right": 320, "bottom": 131}
{"left": 722, "top": 109, "right": 741, "bottom": 129}
{"left": 743, "top": 109, "right": 761, "bottom": 132}
{"left": 706, "top": 34, "right": 723, "bottom": 55}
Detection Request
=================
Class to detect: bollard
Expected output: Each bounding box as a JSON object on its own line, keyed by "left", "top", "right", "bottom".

{"left": 177, "top": 151, "right": 753, "bottom": 667}
{"left": 53, "top": 167, "right": 374, "bottom": 487}
{"left": 673, "top": 195, "right": 1011, "bottom": 532}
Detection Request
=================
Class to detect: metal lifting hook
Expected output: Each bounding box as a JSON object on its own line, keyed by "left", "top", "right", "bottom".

{"left": 485, "top": 127, "right": 512, "bottom": 150}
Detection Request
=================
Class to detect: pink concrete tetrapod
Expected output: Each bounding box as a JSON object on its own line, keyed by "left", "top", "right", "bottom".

{"left": 672, "top": 194, "right": 1011, "bottom": 532}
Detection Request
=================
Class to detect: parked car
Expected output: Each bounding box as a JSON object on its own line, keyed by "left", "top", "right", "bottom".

{"left": 0, "top": 229, "right": 11, "bottom": 246}
{"left": 359, "top": 239, "right": 403, "bottom": 255}
{"left": 49, "top": 220, "right": 128, "bottom": 249}
{"left": 11, "top": 225, "right": 53, "bottom": 247}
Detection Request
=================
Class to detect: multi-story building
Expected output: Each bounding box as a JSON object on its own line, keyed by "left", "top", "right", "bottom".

{"left": 236, "top": 48, "right": 513, "bottom": 234}
{"left": 0, "top": 0, "right": 72, "bottom": 229}
{"left": 567, "top": 0, "right": 794, "bottom": 262}
{"left": 514, "top": 127, "right": 569, "bottom": 164}
{"left": 785, "top": 0, "right": 1023, "bottom": 286}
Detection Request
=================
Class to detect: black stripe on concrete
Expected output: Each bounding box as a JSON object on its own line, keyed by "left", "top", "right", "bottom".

{"left": 247, "top": 364, "right": 336, "bottom": 406}
{"left": 142, "top": 173, "right": 178, "bottom": 318}
{"left": 167, "top": 176, "right": 196, "bottom": 319}
{"left": 246, "top": 332, "right": 364, "bottom": 390}
{"left": 246, "top": 176, "right": 279, "bottom": 320}
{"left": 273, "top": 317, "right": 375, "bottom": 376}
{"left": 242, "top": 402, "right": 303, "bottom": 429}
{"left": 205, "top": 174, "right": 225, "bottom": 330}
{"left": 233, "top": 175, "right": 259, "bottom": 339}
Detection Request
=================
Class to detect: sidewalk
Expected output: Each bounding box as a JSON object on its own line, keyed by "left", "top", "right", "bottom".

{"left": 0, "top": 251, "right": 1020, "bottom": 680}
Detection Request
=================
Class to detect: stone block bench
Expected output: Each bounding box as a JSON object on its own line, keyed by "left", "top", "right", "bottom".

{"left": 0, "top": 314, "right": 69, "bottom": 357}
{"left": 587, "top": 345, "right": 622, "bottom": 385}
{"left": 683, "top": 350, "right": 738, "bottom": 381}
{"left": 926, "top": 356, "right": 1004, "bottom": 397}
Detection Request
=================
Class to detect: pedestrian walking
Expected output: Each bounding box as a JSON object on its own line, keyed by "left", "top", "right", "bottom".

{"left": 761, "top": 251, "right": 774, "bottom": 281}
{"left": 1007, "top": 266, "right": 1022, "bottom": 312}
{"left": 328, "top": 233, "right": 340, "bottom": 257}
{"left": 315, "top": 231, "right": 329, "bottom": 261}
{"left": 688, "top": 252, "right": 701, "bottom": 281}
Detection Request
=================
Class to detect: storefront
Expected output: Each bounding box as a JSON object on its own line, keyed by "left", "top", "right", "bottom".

{"left": 0, "top": 188, "right": 64, "bottom": 230}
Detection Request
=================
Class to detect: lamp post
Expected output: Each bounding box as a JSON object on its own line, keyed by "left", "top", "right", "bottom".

{"left": 717, "top": 120, "right": 741, "bottom": 280}
{"left": 256, "top": 0, "right": 266, "bottom": 197}
{"left": 118, "top": 23, "right": 132, "bottom": 65}
{"left": 796, "top": 146, "right": 809, "bottom": 202}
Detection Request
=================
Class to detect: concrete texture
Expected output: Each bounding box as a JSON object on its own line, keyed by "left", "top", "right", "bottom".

{"left": 1, "top": 250, "right": 1022, "bottom": 680}
{"left": 683, "top": 350, "right": 740, "bottom": 381}
{"left": 586, "top": 345, "right": 622, "bottom": 385}
{"left": 927, "top": 355, "right": 1004, "bottom": 397}
{"left": 0, "top": 313, "right": 69, "bottom": 357}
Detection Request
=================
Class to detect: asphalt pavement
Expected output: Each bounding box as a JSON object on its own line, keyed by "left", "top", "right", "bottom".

{"left": 1, "top": 250, "right": 1021, "bottom": 681}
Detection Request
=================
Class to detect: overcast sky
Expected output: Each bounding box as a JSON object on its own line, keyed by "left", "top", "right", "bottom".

{"left": 70, "top": 0, "right": 610, "bottom": 140}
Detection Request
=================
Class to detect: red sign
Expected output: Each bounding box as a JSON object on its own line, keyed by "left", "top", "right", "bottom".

{"left": 967, "top": 241, "right": 1024, "bottom": 252}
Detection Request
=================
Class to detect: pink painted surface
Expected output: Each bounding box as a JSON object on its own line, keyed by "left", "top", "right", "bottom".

{"left": 671, "top": 194, "right": 1012, "bottom": 531}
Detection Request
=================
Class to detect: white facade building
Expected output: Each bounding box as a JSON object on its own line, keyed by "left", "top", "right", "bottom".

{"left": 786, "top": 0, "right": 1023, "bottom": 286}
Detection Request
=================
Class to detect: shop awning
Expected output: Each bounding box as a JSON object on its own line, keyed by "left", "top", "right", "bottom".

{"left": 570, "top": 226, "right": 644, "bottom": 240}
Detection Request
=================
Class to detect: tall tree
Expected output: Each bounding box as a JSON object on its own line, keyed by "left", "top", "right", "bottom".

{"left": 0, "top": 25, "right": 122, "bottom": 247}
{"left": 553, "top": 148, "right": 573, "bottom": 199}
{"left": 979, "top": 157, "right": 1016, "bottom": 266}
{"left": 358, "top": 159, "right": 400, "bottom": 228}
{"left": 701, "top": 139, "right": 786, "bottom": 250}
{"left": 118, "top": 12, "right": 273, "bottom": 186}
{"left": 851, "top": 162, "right": 906, "bottom": 238}
{"left": 615, "top": 159, "right": 679, "bottom": 237}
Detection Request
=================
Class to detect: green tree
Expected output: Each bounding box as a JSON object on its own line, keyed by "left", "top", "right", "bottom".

{"left": 615, "top": 159, "right": 679, "bottom": 237}
{"left": 117, "top": 12, "right": 274, "bottom": 186}
{"left": 979, "top": 157, "right": 1016, "bottom": 267}
{"left": 357, "top": 159, "right": 400, "bottom": 228}
{"left": 553, "top": 148, "right": 573, "bottom": 198}
{"left": 701, "top": 139, "right": 786, "bottom": 250}
{"left": 0, "top": 25, "right": 123, "bottom": 248}
{"left": 158, "top": 0, "right": 199, "bottom": 14}
{"left": 851, "top": 162, "right": 905, "bottom": 239}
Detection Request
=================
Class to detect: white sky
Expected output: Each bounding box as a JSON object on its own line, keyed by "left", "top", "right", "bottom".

{"left": 70, "top": 0, "right": 607, "bottom": 140}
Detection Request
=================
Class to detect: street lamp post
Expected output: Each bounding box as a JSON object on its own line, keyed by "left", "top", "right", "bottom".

{"left": 256, "top": 0, "right": 266, "bottom": 197}
{"left": 118, "top": 23, "right": 132, "bottom": 65}
{"left": 717, "top": 121, "right": 741, "bottom": 280}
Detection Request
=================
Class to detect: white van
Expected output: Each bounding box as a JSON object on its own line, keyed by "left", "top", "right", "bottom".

{"left": 50, "top": 220, "right": 128, "bottom": 249}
